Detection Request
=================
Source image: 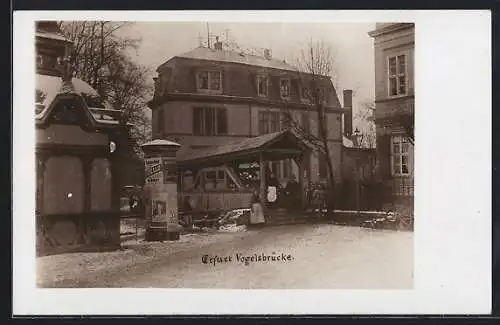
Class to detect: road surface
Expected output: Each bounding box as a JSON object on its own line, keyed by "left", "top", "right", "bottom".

{"left": 79, "top": 224, "right": 413, "bottom": 289}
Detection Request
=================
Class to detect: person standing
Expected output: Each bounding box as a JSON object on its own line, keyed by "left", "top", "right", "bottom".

{"left": 266, "top": 171, "right": 280, "bottom": 208}
{"left": 249, "top": 189, "right": 266, "bottom": 227}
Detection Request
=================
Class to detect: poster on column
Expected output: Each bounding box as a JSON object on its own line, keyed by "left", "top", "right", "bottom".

{"left": 151, "top": 191, "right": 177, "bottom": 224}
{"left": 145, "top": 157, "right": 163, "bottom": 185}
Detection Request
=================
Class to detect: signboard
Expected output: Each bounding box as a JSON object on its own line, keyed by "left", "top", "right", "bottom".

{"left": 145, "top": 157, "right": 177, "bottom": 185}
{"left": 145, "top": 158, "right": 163, "bottom": 185}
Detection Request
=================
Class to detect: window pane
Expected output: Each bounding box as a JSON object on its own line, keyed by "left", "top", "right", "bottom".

{"left": 280, "top": 112, "right": 289, "bottom": 130}
{"left": 258, "top": 76, "right": 267, "bottom": 96}
{"left": 393, "top": 156, "right": 401, "bottom": 174}
{"left": 198, "top": 71, "right": 208, "bottom": 89}
{"left": 402, "top": 142, "right": 409, "bottom": 153}
{"left": 261, "top": 112, "right": 269, "bottom": 134}
{"left": 402, "top": 163, "right": 409, "bottom": 174}
{"left": 217, "top": 108, "right": 228, "bottom": 134}
{"left": 397, "top": 55, "right": 406, "bottom": 74}
{"left": 270, "top": 112, "right": 278, "bottom": 133}
{"left": 398, "top": 76, "right": 406, "bottom": 95}
{"left": 205, "top": 107, "right": 215, "bottom": 136}
{"left": 401, "top": 156, "right": 409, "bottom": 174}
{"left": 280, "top": 79, "right": 290, "bottom": 97}
{"left": 319, "top": 88, "right": 325, "bottom": 102}
{"left": 258, "top": 111, "right": 266, "bottom": 134}
{"left": 389, "top": 57, "right": 397, "bottom": 75}
{"left": 206, "top": 171, "right": 216, "bottom": 180}
{"left": 217, "top": 170, "right": 225, "bottom": 180}
{"left": 193, "top": 107, "right": 203, "bottom": 135}
{"left": 390, "top": 77, "right": 397, "bottom": 96}
{"left": 302, "top": 87, "right": 309, "bottom": 99}
{"left": 392, "top": 143, "right": 400, "bottom": 154}
{"left": 210, "top": 72, "right": 221, "bottom": 90}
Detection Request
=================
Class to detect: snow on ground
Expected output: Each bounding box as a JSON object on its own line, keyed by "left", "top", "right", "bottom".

{"left": 103, "top": 224, "right": 413, "bottom": 289}
{"left": 37, "top": 230, "right": 251, "bottom": 287}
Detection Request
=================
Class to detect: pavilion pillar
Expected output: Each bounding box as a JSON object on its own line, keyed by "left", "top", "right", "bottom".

{"left": 259, "top": 153, "right": 266, "bottom": 208}
{"left": 293, "top": 154, "right": 307, "bottom": 210}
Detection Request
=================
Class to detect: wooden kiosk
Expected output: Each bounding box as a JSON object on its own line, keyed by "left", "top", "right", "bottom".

{"left": 35, "top": 22, "right": 129, "bottom": 256}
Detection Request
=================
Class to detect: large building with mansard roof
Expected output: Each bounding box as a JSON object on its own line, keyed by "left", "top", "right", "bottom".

{"left": 148, "top": 39, "right": 357, "bottom": 197}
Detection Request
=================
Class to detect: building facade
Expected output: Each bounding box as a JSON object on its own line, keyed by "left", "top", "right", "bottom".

{"left": 148, "top": 42, "right": 352, "bottom": 194}
{"left": 369, "top": 23, "right": 415, "bottom": 214}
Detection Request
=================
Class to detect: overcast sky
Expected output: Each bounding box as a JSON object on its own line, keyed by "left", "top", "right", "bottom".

{"left": 121, "top": 22, "right": 376, "bottom": 120}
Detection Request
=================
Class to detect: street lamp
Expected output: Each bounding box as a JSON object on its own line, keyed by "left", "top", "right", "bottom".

{"left": 352, "top": 128, "right": 362, "bottom": 148}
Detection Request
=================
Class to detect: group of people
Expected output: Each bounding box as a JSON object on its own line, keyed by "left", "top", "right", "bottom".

{"left": 264, "top": 171, "right": 302, "bottom": 211}
{"left": 247, "top": 170, "right": 304, "bottom": 226}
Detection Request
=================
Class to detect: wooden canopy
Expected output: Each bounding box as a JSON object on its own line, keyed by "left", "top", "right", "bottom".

{"left": 177, "top": 130, "right": 313, "bottom": 171}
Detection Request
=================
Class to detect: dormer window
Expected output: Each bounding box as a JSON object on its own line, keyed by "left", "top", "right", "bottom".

{"left": 197, "top": 70, "right": 222, "bottom": 93}
{"left": 256, "top": 75, "right": 268, "bottom": 97}
{"left": 301, "top": 86, "right": 311, "bottom": 103}
{"left": 319, "top": 88, "right": 325, "bottom": 103}
{"left": 280, "top": 78, "right": 290, "bottom": 98}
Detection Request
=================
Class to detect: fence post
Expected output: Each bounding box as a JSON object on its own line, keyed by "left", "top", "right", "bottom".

{"left": 135, "top": 217, "right": 138, "bottom": 242}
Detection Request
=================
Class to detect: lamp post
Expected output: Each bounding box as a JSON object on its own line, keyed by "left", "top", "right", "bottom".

{"left": 352, "top": 127, "right": 362, "bottom": 148}
{"left": 352, "top": 128, "right": 363, "bottom": 210}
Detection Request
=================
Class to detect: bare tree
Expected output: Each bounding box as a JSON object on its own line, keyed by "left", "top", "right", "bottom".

{"left": 354, "top": 101, "right": 376, "bottom": 148}
{"left": 59, "top": 21, "right": 152, "bottom": 153}
{"left": 281, "top": 38, "right": 339, "bottom": 207}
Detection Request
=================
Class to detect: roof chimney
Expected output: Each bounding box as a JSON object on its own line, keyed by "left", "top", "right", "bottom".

{"left": 343, "top": 89, "right": 353, "bottom": 138}
{"left": 264, "top": 48, "right": 272, "bottom": 60}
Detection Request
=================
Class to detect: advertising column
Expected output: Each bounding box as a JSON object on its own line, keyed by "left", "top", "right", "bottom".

{"left": 141, "top": 139, "right": 181, "bottom": 241}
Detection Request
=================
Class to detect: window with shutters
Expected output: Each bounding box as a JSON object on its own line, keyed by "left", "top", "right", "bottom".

{"left": 388, "top": 54, "right": 408, "bottom": 97}
{"left": 192, "top": 107, "right": 228, "bottom": 136}
{"left": 258, "top": 111, "right": 281, "bottom": 135}
{"left": 197, "top": 70, "right": 222, "bottom": 93}
{"left": 391, "top": 135, "right": 411, "bottom": 176}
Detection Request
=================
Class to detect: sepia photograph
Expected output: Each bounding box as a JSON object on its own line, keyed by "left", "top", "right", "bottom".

{"left": 33, "top": 20, "right": 415, "bottom": 289}
{"left": 13, "top": 10, "right": 491, "bottom": 315}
